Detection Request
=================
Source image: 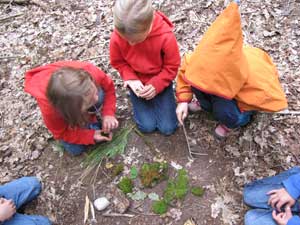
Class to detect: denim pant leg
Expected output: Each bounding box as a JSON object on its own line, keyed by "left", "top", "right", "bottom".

{"left": 60, "top": 122, "right": 101, "bottom": 156}
{"left": 0, "top": 177, "right": 41, "bottom": 209}
{"left": 129, "top": 90, "right": 157, "bottom": 133}
{"left": 4, "top": 213, "right": 51, "bottom": 225}
{"left": 191, "top": 87, "right": 213, "bottom": 112}
{"left": 211, "top": 96, "right": 253, "bottom": 128}
{"left": 153, "top": 85, "right": 178, "bottom": 135}
{"left": 244, "top": 209, "right": 276, "bottom": 225}
{"left": 244, "top": 167, "right": 300, "bottom": 211}
{"left": 129, "top": 85, "right": 177, "bottom": 135}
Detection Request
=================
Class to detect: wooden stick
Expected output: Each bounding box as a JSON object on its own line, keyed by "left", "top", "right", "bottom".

{"left": 182, "top": 124, "right": 194, "bottom": 160}
{"left": 0, "top": 0, "right": 29, "bottom": 4}
{"left": 102, "top": 213, "right": 135, "bottom": 218}
{"left": 0, "top": 12, "right": 24, "bottom": 22}
{"left": 0, "top": 0, "right": 47, "bottom": 9}
{"left": 273, "top": 110, "right": 300, "bottom": 115}
{"left": 81, "top": 55, "right": 109, "bottom": 61}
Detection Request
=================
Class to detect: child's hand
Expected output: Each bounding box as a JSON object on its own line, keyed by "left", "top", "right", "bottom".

{"left": 93, "top": 130, "right": 112, "bottom": 142}
{"left": 102, "top": 116, "right": 119, "bottom": 133}
{"left": 124, "top": 80, "right": 144, "bottom": 96}
{"left": 176, "top": 102, "right": 188, "bottom": 125}
{"left": 0, "top": 198, "right": 16, "bottom": 222}
{"left": 268, "top": 188, "right": 296, "bottom": 212}
{"left": 139, "top": 84, "right": 156, "bottom": 100}
{"left": 272, "top": 206, "right": 292, "bottom": 225}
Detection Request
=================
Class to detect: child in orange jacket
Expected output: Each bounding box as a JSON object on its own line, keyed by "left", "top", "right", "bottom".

{"left": 25, "top": 61, "right": 119, "bottom": 155}
{"left": 176, "top": 1, "right": 287, "bottom": 138}
{"left": 110, "top": 0, "right": 180, "bottom": 135}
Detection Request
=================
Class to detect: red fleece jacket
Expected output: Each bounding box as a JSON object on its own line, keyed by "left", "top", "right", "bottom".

{"left": 24, "top": 61, "right": 116, "bottom": 145}
{"left": 110, "top": 11, "right": 180, "bottom": 94}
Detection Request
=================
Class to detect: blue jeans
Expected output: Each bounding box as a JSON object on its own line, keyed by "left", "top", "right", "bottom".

{"left": 243, "top": 167, "right": 300, "bottom": 225}
{"left": 129, "top": 84, "right": 178, "bottom": 135}
{"left": 60, "top": 89, "right": 104, "bottom": 156}
{"left": 0, "top": 177, "right": 51, "bottom": 225}
{"left": 60, "top": 122, "right": 101, "bottom": 156}
{"left": 191, "top": 87, "right": 254, "bottom": 129}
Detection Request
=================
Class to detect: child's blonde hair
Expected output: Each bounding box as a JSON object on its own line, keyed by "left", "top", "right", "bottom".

{"left": 46, "top": 67, "right": 95, "bottom": 127}
{"left": 113, "top": 0, "right": 154, "bottom": 35}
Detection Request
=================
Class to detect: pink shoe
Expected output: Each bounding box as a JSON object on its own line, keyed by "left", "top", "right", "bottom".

{"left": 214, "top": 124, "right": 231, "bottom": 139}
{"left": 188, "top": 99, "right": 201, "bottom": 112}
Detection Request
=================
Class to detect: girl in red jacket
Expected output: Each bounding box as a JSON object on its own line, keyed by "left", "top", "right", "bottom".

{"left": 110, "top": 0, "right": 180, "bottom": 135}
{"left": 24, "top": 61, "right": 119, "bottom": 155}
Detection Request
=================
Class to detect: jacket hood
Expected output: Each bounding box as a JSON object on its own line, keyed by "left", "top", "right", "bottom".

{"left": 148, "top": 11, "right": 174, "bottom": 37}
{"left": 24, "top": 64, "right": 61, "bottom": 101}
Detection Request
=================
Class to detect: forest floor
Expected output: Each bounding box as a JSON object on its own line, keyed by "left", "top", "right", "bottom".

{"left": 0, "top": 0, "right": 299, "bottom": 224}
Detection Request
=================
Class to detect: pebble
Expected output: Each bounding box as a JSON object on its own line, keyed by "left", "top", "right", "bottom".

{"left": 94, "top": 197, "right": 110, "bottom": 211}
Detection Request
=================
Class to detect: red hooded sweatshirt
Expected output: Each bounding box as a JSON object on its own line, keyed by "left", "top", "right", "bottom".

{"left": 24, "top": 61, "right": 116, "bottom": 145}
{"left": 110, "top": 11, "right": 180, "bottom": 94}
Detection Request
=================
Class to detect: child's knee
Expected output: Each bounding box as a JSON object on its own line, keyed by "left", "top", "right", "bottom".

{"left": 158, "top": 123, "right": 177, "bottom": 135}
{"left": 213, "top": 108, "right": 241, "bottom": 128}
{"left": 244, "top": 210, "right": 254, "bottom": 225}
{"left": 137, "top": 121, "right": 156, "bottom": 133}
{"left": 21, "top": 177, "right": 42, "bottom": 195}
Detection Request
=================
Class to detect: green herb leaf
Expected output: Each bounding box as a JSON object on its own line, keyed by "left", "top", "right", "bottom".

{"left": 152, "top": 200, "right": 168, "bottom": 215}
{"left": 130, "top": 166, "right": 138, "bottom": 179}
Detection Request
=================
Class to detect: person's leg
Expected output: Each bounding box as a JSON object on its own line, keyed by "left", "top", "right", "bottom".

{"left": 129, "top": 90, "right": 156, "bottom": 133}
{"left": 191, "top": 87, "right": 213, "bottom": 112}
{"left": 0, "top": 177, "right": 41, "bottom": 209}
{"left": 153, "top": 85, "right": 178, "bottom": 135}
{"left": 211, "top": 96, "right": 253, "bottom": 129}
{"left": 244, "top": 209, "right": 276, "bottom": 225}
{"left": 59, "top": 141, "right": 87, "bottom": 156}
{"left": 244, "top": 167, "right": 300, "bottom": 211}
{"left": 3, "top": 213, "right": 51, "bottom": 225}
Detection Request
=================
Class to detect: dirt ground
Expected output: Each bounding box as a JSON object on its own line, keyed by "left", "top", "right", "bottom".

{"left": 0, "top": 0, "right": 300, "bottom": 225}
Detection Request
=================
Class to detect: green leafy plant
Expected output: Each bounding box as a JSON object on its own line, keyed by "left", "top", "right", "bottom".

{"left": 163, "top": 169, "right": 189, "bottom": 203}
{"left": 117, "top": 177, "right": 133, "bottom": 194}
{"left": 191, "top": 186, "right": 205, "bottom": 197}
{"left": 139, "top": 162, "right": 168, "bottom": 187}
{"left": 152, "top": 200, "right": 168, "bottom": 215}
{"left": 130, "top": 166, "right": 138, "bottom": 179}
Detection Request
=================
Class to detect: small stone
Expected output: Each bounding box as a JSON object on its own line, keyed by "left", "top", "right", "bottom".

{"left": 31, "top": 150, "right": 40, "bottom": 160}
{"left": 94, "top": 197, "right": 110, "bottom": 211}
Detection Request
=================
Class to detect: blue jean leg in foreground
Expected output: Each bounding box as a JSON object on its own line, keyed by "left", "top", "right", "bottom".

{"left": 129, "top": 84, "right": 178, "bottom": 135}
{"left": 191, "top": 87, "right": 253, "bottom": 128}
{"left": 0, "top": 177, "right": 41, "bottom": 209}
{"left": 244, "top": 167, "right": 300, "bottom": 211}
{"left": 3, "top": 213, "right": 51, "bottom": 225}
{"left": 0, "top": 177, "right": 51, "bottom": 225}
{"left": 245, "top": 209, "right": 276, "bottom": 225}
{"left": 243, "top": 167, "right": 300, "bottom": 225}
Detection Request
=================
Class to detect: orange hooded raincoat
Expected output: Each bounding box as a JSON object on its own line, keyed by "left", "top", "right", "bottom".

{"left": 176, "top": 2, "right": 287, "bottom": 112}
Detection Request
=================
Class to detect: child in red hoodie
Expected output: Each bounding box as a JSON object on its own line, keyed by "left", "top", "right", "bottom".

{"left": 24, "top": 61, "right": 118, "bottom": 155}
{"left": 110, "top": 0, "right": 180, "bottom": 135}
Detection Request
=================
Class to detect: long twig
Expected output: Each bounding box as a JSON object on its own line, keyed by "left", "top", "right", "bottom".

{"left": 81, "top": 55, "right": 109, "bottom": 61}
{"left": 102, "top": 212, "right": 135, "bottom": 218}
{"left": 182, "top": 124, "right": 194, "bottom": 160}
{"left": 0, "top": 12, "right": 24, "bottom": 23}
{"left": 0, "top": 0, "right": 47, "bottom": 9}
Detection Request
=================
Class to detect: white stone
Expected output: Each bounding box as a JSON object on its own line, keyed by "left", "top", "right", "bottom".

{"left": 94, "top": 197, "right": 110, "bottom": 211}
